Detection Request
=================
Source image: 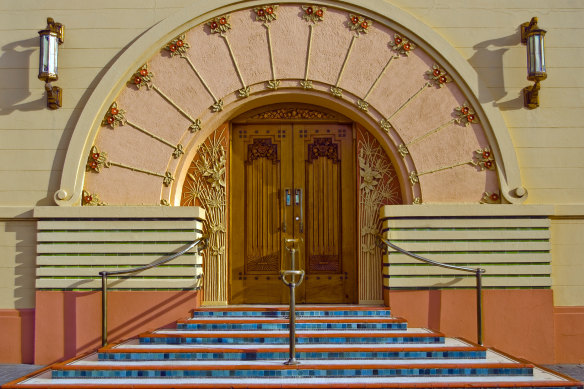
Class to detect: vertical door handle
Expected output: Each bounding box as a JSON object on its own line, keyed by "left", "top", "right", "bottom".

{"left": 283, "top": 188, "right": 291, "bottom": 233}
{"left": 295, "top": 189, "right": 304, "bottom": 233}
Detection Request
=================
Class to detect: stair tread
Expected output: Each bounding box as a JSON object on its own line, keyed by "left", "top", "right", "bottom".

{"left": 151, "top": 328, "right": 433, "bottom": 336}
{"left": 15, "top": 369, "right": 576, "bottom": 388}
{"left": 105, "top": 338, "right": 475, "bottom": 351}
{"left": 197, "top": 305, "right": 389, "bottom": 311}
{"left": 66, "top": 348, "right": 522, "bottom": 367}
{"left": 180, "top": 317, "right": 405, "bottom": 323}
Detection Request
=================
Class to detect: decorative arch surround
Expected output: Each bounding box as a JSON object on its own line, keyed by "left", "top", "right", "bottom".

{"left": 58, "top": 0, "right": 526, "bottom": 208}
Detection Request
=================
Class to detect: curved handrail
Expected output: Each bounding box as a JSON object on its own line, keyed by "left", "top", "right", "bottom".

{"left": 376, "top": 233, "right": 485, "bottom": 345}
{"left": 99, "top": 235, "right": 208, "bottom": 346}
{"left": 376, "top": 234, "right": 485, "bottom": 274}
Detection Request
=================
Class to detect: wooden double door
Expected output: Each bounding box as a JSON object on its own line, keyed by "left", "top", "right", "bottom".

{"left": 230, "top": 122, "right": 356, "bottom": 304}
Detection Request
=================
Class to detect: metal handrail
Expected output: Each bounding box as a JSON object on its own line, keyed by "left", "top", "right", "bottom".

{"left": 281, "top": 238, "right": 304, "bottom": 365}
{"left": 99, "top": 235, "right": 208, "bottom": 346}
{"left": 376, "top": 234, "right": 485, "bottom": 345}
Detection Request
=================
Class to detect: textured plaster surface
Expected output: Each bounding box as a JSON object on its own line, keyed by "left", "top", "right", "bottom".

{"left": 84, "top": 4, "right": 495, "bottom": 206}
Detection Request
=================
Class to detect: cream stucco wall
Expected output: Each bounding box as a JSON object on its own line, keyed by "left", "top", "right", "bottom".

{"left": 0, "top": 0, "right": 583, "bottom": 309}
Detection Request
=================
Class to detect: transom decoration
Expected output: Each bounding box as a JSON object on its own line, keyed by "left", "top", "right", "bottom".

{"left": 307, "top": 137, "right": 340, "bottom": 163}
{"left": 247, "top": 138, "right": 279, "bottom": 164}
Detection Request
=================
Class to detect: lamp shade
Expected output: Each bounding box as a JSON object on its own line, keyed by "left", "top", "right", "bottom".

{"left": 526, "top": 29, "right": 546, "bottom": 81}
{"left": 38, "top": 30, "right": 59, "bottom": 82}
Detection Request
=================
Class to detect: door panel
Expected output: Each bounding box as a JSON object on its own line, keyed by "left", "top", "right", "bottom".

{"left": 230, "top": 122, "right": 355, "bottom": 304}
{"left": 295, "top": 124, "right": 356, "bottom": 304}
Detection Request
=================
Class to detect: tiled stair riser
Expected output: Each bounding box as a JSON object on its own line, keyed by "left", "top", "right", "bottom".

{"left": 98, "top": 350, "right": 487, "bottom": 361}
{"left": 191, "top": 310, "right": 393, "bottom": 317}
{"left": 176, "top": 322, "right": 408, "bottom": 330}
{"left": 52, "top": 366, "right": 534, "bottom": 379}
{"left": 138, "top": 335, "right": 445, "bottom": 345}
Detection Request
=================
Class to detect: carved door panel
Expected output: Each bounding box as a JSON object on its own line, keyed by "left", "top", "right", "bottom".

{"left": 230, "top": 123, "right": 355, "bottom": 304}
{"left": 294, "top": 124, "right": 356, "bottom": 303}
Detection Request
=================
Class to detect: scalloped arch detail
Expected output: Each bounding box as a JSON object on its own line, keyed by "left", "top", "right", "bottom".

{"left": 57, "top": 0, "right": 526, "bottom": 206}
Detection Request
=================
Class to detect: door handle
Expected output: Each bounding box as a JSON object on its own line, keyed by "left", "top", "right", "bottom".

{"left": 295, "top": 188, "right": 303, "bottom": 233}
{"left": 283, "top": 188, "right": 291, "bottom": 233}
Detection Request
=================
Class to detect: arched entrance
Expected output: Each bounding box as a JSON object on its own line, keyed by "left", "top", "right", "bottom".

{"left": 180, "top": 103, "right": 403, "bottom": 304}
{"left": 55, "top": 1, "right": 527, "bottom": 306}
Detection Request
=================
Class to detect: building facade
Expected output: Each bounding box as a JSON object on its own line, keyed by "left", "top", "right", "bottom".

{"left": 0, "top": 0, "right": 583, "bottom": 365}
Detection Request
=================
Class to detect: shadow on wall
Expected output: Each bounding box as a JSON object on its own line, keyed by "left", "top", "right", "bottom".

{"left": 4, "top": 215, "right": 36, "bottom": 363}
{"left": 469, "top": 31, "right": 524, "bottom": 111}
{"left": 0, "top": 38, "right": 44, "bottom": 114}
{"left": 0, "top": 15, "right": 161, "bottom": 205}
{"left": 61, "top": 291, "right": 198, "bottom": 361}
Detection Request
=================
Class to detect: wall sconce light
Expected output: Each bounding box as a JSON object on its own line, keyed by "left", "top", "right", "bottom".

{"left": 521, "top": 17, "right": 546, "bottom": 109}
{"left": 38, "top": 18, "right": 64, "bottom": 109}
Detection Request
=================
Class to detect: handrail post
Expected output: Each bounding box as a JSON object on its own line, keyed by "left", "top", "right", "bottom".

{"left": 286, "top": 274, "right": 298, "bottom": 365}
{"left": 281, "top": 239, "right": 304, "bottom": 366}
{"left": 476, "top": 269, "right": 484, "bottom": 346}
{"left": 281, "top": 270, "right": 304, "bottom": 365}
{"left": 100, "top": 271, "right": 108, "bottom": 347}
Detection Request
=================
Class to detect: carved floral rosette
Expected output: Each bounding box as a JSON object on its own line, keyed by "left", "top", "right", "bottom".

{"left": 426, "top": 64, "right": 452, "bottom": 88}
{"left": 208, "top": 15, "right": 231, "bottom": 34}
{"left": 391, "top": 34, "right": 415, "bottom": 56}
{"left": 455, "top": 103, "right": 479, "bottom": 126}
{"left": 101, "top": 102, "right": 126, "bottom": 128}
{"left": 302, "top": 5, "right": 325, "bottom": 23}
{"left": 348, "top": 13, "right": 372, "bottom": 35}
{"left": 165, "top": 34, "right": 190, "bottom": 57}
{"left": 254, "top": 5, "right": 279, "bottom": 23}
{"left": 129, "top": 64, "right": 153, "bottom": 89}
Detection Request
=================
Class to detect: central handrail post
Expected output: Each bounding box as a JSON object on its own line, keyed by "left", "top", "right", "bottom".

{"left": 281, "top": 269, "right": 304, "bottom": 365}
{"left": 100, "top": 271, "right": 108, "bottom": 347}
{"left": 287, "top": 269, "right": 298, "bottom": 366}
{"left": 281, "top": 238, "right": 304, "bottom": 366}
{"left": 476, "top": 269, "right": 484, "bottom": 346}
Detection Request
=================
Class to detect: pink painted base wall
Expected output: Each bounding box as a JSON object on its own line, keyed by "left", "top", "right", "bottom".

{"left": 554, "top": 306, "right": 584, "bottom": 363}
{"left": 384, "top": 288, "right": 584, "bottom": 364}
{"left": 0, "top": 309, "right": 34, "bottom": 363}
{"left": 1, "top": 290, "right": 582, "bottom": 364}
{"left": 33, "top": 291, "right": 201, "bottom": 365}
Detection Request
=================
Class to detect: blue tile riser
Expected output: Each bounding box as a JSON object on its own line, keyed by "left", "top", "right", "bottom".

{"left": 139, "top": 336, "right": 445, "bottom": 345}
{"left": 176, "top": 323, "right": 408, "bottom": 331}
{"left": 52, "top": 367, "right": 534, "bottom": 379}
{"left": 191, "top": 310, "right": 392, "bottom": 317}
{"left": 98, "top": 350, "right": 487, "bottom": 361}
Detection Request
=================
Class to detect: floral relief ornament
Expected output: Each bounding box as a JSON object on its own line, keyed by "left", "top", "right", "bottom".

{"left": 426, "top": 64, "right": 452, "bottom": 88}
{"left": 391, "top": 34, "right": 415, "bottom": 56}
{"left": 208, "top": 15, "right": 231, "bottom": 34}
{"left": 165, "top": 34, "right": 190, "bottom": 57}
{"left": 302, "top": 5, "right": 325, "bottom": 23}
{"left": 473, "top": 147, "right": 496, "bottom": 171}
{"left": 455, "top": 103, "right": 479, "bottom": 126}
{"left": 359, "top": 156, "right": 382, "bottom": 192}
{"left": 86, "top": 145, "right": 108, "bottom": 172}
{"left": 481, "top": 192, "right": 501, "bottom": 204}
{"left": 102, "top": 102, "right": 126, "bottom": 128}
{"left": 254, "top": 5, "right": 278, "bottom": 23}
{"left": 348, "top": 13, "right": 372, "bottom": 35}
{"left": 82, "top": 190, "right": 106, "bottom": 206}
{"left": 129, "top": 64, "right": 153, "bottom": 89}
